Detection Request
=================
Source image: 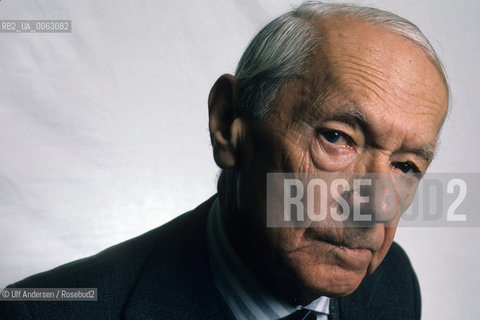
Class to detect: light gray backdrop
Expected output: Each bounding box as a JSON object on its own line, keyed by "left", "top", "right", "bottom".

{"left": 1, "top": 0, "right": 478, "bottom": 318}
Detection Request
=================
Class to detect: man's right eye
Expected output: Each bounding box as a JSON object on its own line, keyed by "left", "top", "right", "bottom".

{"left": 320, "top": 129, "right": 350, "bottom": 146}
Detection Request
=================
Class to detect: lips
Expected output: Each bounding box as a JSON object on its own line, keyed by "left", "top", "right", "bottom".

{"left": 307, "top": 232, "right": 374, "bottom": 270}
{"left": 312, "top": 231, "right": 373, "bottom": 252}
{"left": 330, "top": 244, "right": 372, "bottom": 271}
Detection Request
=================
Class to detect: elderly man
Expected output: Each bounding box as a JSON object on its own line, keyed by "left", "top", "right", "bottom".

{"left": 0, "top": 2, "right": 448, "bottom": 320}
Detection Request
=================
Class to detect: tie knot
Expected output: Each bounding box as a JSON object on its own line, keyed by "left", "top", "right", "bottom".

{"left": 281, "top": 308, "right": 318, "bottom": 320}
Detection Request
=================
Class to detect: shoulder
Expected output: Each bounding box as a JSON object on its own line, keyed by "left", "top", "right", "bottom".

{"left": 338, "top": 242, "right": 421, "bottom": 320}
{"left": 0, "top": 196, "right": 218, "bottom": 320}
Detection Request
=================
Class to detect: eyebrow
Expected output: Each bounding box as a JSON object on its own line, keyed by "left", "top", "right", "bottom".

{"left": 410, "top": 144, "right": 436, "bottom": 163}
{"left": 317, "top": 101, "right": 368, "bottom": 128}
{"left": 320, "top": 102, "right": 436, "bottom": 163}
{"left": 335, "top": 102, "right": 368, "bottom": 125}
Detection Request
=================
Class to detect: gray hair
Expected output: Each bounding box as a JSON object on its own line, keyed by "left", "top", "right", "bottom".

{"left": 234, "top": 1, "right": 449, "bottom": 118}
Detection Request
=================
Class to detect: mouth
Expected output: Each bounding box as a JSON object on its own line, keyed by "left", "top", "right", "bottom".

{"left": 312, "top": 232, "right": 372, "bottom": 252}
{"left": 333, "top": 245, "right": 371, "bottom": 259}
{"left": 332, "top": 246, "right": 372, "bottom": 271}
{"left": 309, "top": 233, "right": 374, "bottom": 270}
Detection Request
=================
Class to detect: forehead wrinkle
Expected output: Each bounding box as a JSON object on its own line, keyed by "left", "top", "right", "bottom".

{"left": 328, "top": 53, "right": 441, "bottom": 117}
{"left": 337, "top": 69, "right": 390, "bottom": 106}
{"left": 332, "top": 53, "right": 395, "bottom": 87}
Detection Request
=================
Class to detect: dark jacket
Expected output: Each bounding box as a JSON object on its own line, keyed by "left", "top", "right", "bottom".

{"left": 0, "top": 196, "right": 421, "bottom": 319}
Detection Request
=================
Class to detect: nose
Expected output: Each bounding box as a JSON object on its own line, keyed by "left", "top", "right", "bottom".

{"left": 353, "top": 151, "right": 392, "bottom": 174}
{"left": 340, "top": 177, "right": 398, "bottom": 225}
{"left": 344, "top": 152, "right": 399, "bottom": 224}
{"left": 369, "top": 177, "right": 399, "bottom": 222}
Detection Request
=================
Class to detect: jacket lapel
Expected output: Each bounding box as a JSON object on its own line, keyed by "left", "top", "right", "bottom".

{"left": 122, "top": 196, "right": 231, "bottom": 319}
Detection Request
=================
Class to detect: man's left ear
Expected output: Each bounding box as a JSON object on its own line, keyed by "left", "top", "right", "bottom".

{"left": 208, "top": 74, "right": 245, "bottom": 169}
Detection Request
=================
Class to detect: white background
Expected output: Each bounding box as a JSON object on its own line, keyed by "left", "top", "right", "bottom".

{"left": 0, "top": 0, "right": 479, "bottom": 318}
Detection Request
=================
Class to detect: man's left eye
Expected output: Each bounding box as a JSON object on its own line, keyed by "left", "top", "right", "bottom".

{"left": 320, "top": 129, "right": 349, "bottom": 145}
{"left": 392, "top": 161, "right": 421, "bottom": 175}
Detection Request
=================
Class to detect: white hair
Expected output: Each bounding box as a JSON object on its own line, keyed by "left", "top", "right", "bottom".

{"left": 234, "top": 1, "right": 449, "bottom": 118}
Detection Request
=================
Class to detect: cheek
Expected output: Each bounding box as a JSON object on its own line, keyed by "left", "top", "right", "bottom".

{"left": 367, "top": 226, "right": 398, "bottom": 275}
{"left": 266, "top": 227, "right": 306, "bottom": 254}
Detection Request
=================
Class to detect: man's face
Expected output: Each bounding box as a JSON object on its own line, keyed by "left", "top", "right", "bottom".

{"left": 236, "top": 19, "right": 448, "bottom": 301}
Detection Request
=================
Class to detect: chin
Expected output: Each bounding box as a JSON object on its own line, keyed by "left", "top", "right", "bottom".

{"left": 284, "top": 260, "right": 369, "bottom": 302}
{"left": 317, "top": 279, "right": 363, "bottom": 298}
{"left": 314, "top": 269, "right": 366, "bottom": 297}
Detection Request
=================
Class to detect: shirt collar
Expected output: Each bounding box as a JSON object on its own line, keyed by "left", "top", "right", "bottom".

{"left": 206, "top": 198, "right": 329, "bottom": 319}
